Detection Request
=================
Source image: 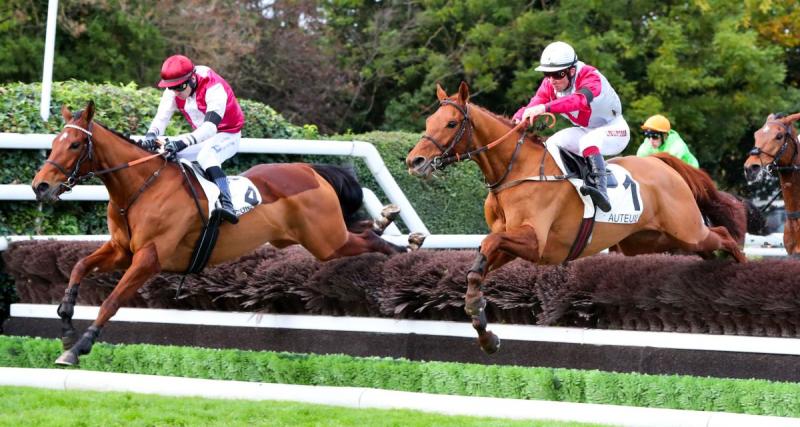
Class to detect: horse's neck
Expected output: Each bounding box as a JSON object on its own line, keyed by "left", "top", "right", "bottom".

{"left": 469, "top": 108, "right": 555, "bottom": 183}
{"left": 91, "top": 126, "right": 163, "bottom": 206}
{"left": 780, "top": 172, "right": 800, "bottom": 215}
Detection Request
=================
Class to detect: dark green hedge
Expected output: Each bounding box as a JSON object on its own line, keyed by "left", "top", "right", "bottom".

{"left": 0, "top": 81, "right": 488, "bottom": 236}
{"left": 2, "top": 336, "right": 799, "bottom": 417}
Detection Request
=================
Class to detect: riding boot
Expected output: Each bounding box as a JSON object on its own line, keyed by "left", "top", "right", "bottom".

{"left": 580, "top": 153, "right": 611, "bottom": 212}
{"left": 205, "top": 166, "right": 239, "bottom": 224}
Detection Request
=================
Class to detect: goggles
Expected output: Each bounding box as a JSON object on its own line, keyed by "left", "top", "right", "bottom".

{"left": 643, "top": 130, "right": 663, "bottom": 139}
{"left": 543, "top": 69, "right": 569, "bottom": 79}
{"left": 167, "top": 81, "right": 189, "bottom": 92}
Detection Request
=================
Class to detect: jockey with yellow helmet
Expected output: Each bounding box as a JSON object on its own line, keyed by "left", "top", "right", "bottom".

{"left": 637, "top": 114, "right": 699, "bottom": 168}
{"left": 513, "top": 41, "right": 629, "bottom": 212}
{"left": 140, "top": 54, "right": 244, "bottom": 224}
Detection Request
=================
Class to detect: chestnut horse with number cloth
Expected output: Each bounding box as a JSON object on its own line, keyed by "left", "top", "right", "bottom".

{"left": 406, "top": 83, "right": 746, "bottom": 354}
{"left": 32, "top": 101, "right": 407, "bottom": 366}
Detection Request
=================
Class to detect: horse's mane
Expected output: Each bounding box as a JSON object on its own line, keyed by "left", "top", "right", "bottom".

{"left": 468, "top": 102, "right": 544, "bottom": 144}
{"left": 73, "top": 109, "right": 140, "bottom": 147}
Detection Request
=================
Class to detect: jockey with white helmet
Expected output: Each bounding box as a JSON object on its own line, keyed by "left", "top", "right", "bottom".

{"left": 141, "top": 54, "right": 245, "bottom": 224}
{"left": 513, "top": 41, "right": 630, "bottom": 212}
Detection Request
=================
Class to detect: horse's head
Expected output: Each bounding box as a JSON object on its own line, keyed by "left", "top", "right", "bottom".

{"left": 744, "top": 112, "right": 800, "bottom": 183}
{"left": 406, "top": 82, "right": 474, "bottom": 178}
{"left": 32, "top": 101, "right": 97, "bottom": 202}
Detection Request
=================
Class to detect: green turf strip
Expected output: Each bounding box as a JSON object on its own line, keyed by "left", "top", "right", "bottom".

{"left": 0, "top": 386, "right": 606, "bottom": 427}
{"left": 1, "top": 335, "right": 799, "bottom": 418}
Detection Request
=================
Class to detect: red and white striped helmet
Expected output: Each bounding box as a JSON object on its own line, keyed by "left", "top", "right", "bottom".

{"left": 157, "top": 55, "right": 195, "bottom": 88}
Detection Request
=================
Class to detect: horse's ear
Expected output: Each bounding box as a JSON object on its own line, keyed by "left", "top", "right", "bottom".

{"left": 61, "top": 105, "right": 72, "bottom": 122}
{"left": 780, "top": 112, "right": 800, "bottom": 125}
{"left": 458, "top": 81, "right": 470, "bottom": 104}
{"left": 84, "top": 100, "right": 95, "bottom": 123}
{"left": 436, "top": 83, "right": 447, "bottom": 101}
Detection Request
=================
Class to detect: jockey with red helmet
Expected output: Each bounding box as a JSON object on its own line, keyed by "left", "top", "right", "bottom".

{"left": 513, "top": 41, "right": 630, "bottom": 212}
{"left": 140, "top": 54, "right": 245, "bottom": 224}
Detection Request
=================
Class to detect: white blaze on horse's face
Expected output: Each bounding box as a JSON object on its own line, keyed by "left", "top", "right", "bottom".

{"left": 763, "top": 126, "right": 770, "bottom": 133}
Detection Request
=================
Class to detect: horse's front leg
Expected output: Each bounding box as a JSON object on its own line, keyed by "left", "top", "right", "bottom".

{"left": 58, "top": 241, "right": 131, "bottom": 350}
{"left": 55, "top": 243, "right": 160, "bottom": 366}
{"left": 466, "top": 225, "right": 540, "bottom": 354}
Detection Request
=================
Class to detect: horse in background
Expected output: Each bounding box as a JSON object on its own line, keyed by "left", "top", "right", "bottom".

{"left": 744, "top": 112, "right": 800, "bottom": 256}
{"left": 32, "top": 101, "right": 410, "bottom": 366}
{"left": 406, "top": 82, "right": 746, "bottom": 354}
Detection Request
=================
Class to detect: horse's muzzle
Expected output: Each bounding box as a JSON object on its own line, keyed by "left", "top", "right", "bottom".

{"left": 32, "top": 181, "right": 62, "bottom": 202}
{"left": 406, "top": 156, "right": 434, "bottom": 178}
{"left": 743, "top": 164, "right": 765, "bottom": 184}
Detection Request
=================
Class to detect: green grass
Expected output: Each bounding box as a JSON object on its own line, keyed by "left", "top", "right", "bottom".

{"left": 0, "top": 386, "right": 608, "bottom": 427}
{"left": 2, "top": 335, "right": 799, "bottom": 418}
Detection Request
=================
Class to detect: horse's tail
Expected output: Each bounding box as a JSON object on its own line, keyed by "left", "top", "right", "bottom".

{"left": 651, "top": 153, "right": 747, "bottom": 243}
{"left": 311, "top": 164, "right": 364, "bottom": 228}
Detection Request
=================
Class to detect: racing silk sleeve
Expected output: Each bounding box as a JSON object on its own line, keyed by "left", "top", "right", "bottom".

{"left": 147, "top": 90, "right": 178, "bottom": 136}
{"left": 543, "top": 70, "right": 601, "bottom": 114}
{"left": 178, "top": 83, "right": 227, "bottom": 145}
{"left": 636, "top": 140, "right": 656, "bottom": 157}
{"left": 512, "top": 80, "right": 554, "bottom": 121}
{"left": 663, "top": 131, "right": 700, "bottom": 168}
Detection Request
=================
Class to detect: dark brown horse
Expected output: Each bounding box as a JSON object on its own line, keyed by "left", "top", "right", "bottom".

{"left": 32, "top": 101, "right": 408, "bottom": 365}
{"left": 406, "top": 83, "right": 746, "bottom": 354}
{"left": 744, "top": 112, "right": 800, "bottom": 255}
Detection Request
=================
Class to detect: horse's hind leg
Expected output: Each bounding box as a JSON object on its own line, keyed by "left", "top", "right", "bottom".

{"left": 466, "top": 225, "right": 540, "bottom": 354}
{"left": 58, "top": 241, "right": 131, "bottom": 350}
{"left": 55, "top": 244, "right": 160, "bottom": 366}
{"left": 673, "top": 225, "right": 746, "bottom": 263}
{"left": 323, "top": 229, "right": 406, "bottom": 260}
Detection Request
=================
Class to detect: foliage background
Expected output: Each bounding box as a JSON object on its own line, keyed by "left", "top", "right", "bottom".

{"left": 2, "top": 0, "right": 799, "bottom": 190}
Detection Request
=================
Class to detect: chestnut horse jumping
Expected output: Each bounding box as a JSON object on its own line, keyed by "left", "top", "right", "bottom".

{"left": 406, "top": 83, "right": 746, "bottom": 354}
{"left": 32, "top": 101, "right": 407, "bottom": 365}
{"left": 744, "top": 112, "right": 800, "bottom": 256}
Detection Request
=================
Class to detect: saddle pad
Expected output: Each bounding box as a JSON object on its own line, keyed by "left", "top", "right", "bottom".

{"left": 180, "top": 159, "right": 263, "bottom": 220}
{"left": 545, "top": 142, "right": 644, "bottom": 224}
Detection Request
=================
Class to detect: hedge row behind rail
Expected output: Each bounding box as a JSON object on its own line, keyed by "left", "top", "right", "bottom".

{"left": 1, "top": 335, "right": 798, "bottom": 418}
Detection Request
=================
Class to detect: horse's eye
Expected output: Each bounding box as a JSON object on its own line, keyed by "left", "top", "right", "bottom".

{"left": 69, "top": 142, "right": 81, "bottom": 149}
{"left": 446, "top": 121, "right": 457, "bottom": 128}
{"left": 776, "top": 133, "right": 784, "bottom": 140}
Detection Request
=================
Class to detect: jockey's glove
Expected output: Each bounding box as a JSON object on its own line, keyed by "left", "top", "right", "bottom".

{"left": 139, "top": 132, "right": 158, "bottom": 151}
{"left": 163, "top": 138, "right": 188, "bottom": 160}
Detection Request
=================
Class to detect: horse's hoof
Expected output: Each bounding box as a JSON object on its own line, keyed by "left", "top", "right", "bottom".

{"left": 407, "top": 232, "right": 427, "bottom": 251}
{"left": 380, "top": 204, "right": 400, "bottom": 221}
{"left": 55, "top": 350, "right": 79, "bottom": 366}
{"left": 479, "top": 332, "right": 501, "bottom": 355}
{"left": 61, "top": 331, "right": 77, "bottom": 351}
{"left": 464, "top": 296, "right": 485, "bottom": 317}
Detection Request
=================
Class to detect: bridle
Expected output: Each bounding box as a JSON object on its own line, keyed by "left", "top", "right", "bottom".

{"left": 46, "top": 123, "right": 97, "bottom": 191}
{"left": 748, "top": 120, "right": 800, "bottom": 176}
{"left": 421, "top": 99, "right": 476, "bottom": 171}
{"left": 420, "top": 99, "right": 555, "bottom": 189}
{"left": 748, "top": 119, "right": 800, "bottom": 218}
{"left": 47, "top": 122, "right": 165, "bottom": 193}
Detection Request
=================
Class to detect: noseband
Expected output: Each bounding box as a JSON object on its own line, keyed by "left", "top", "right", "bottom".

{"left": 748, "top": 120, "right": 800, "bottom": 175}
{"left": 46, "top": 123, "right": 96, "bottom": 191}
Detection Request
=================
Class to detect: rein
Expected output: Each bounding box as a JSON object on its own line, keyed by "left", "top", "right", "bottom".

{"left": 422, "top": 100, "right": 562, "bottom": 189}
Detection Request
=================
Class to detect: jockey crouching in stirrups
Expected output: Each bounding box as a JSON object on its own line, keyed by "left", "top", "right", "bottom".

{"left": 513, "top": 41, "right": 630, "bottom": 212}
{"left": 140, "top": 54, "right": 244, "bottom": 224}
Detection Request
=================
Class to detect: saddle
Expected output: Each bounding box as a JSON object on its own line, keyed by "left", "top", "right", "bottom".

{"left": 177, "top": 160, "right": 262, "bottom": 274}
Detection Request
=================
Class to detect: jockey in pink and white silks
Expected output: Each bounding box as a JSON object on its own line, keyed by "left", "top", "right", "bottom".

{"left": 513, "top": 41, "right": 630, "bottom": 212}
{"left": 140, "top": 54, "right": 245, "bottom": 224}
